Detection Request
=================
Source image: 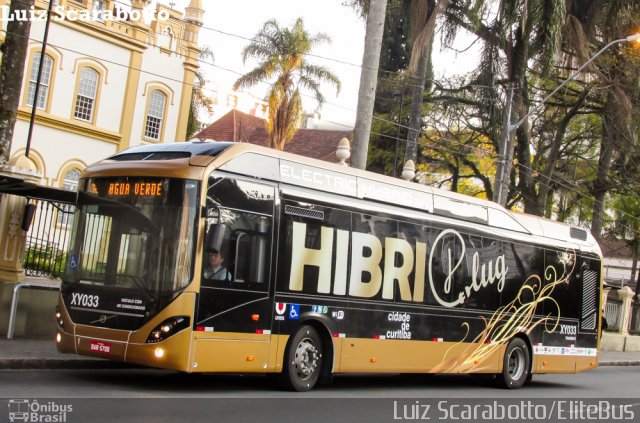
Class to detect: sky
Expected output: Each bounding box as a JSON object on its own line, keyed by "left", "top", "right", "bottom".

{"left": 159, "top": 0, "right": 479, "bottom": 129}
{"left": 162, "top": 0, "right": 366, "bottom": 129}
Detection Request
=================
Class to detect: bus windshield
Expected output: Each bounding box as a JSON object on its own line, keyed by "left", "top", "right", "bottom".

{"left": 61, "top": 177, "right": 199, "bottom": 325}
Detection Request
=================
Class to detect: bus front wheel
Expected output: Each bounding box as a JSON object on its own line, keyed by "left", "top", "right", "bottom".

{"left": 280, "top": 325, "right": 323, "bottom": 392}
{"left": 497, "top": 338, "right": 530, "bottom": 389}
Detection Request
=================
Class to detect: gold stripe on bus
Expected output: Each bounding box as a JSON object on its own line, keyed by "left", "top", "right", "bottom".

{"left": 533, "top": 355, "right": 597, "bottom": 374}
{"left": 336, "top": 338, "right": 505, "bottom": 374}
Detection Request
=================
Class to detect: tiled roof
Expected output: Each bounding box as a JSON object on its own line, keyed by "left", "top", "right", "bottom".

{"left": 194, "top": 109, "right": 352, "bottom": 163}
{"left": 194, "top": 109, "right": 265, "bottom": 143}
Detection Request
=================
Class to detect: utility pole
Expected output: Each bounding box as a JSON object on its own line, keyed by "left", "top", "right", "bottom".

{"left": 25, "top": 0, "right": 55, "bottom": 158}
{"left": 493, "top": 84, "right": 514, "bottom": 206}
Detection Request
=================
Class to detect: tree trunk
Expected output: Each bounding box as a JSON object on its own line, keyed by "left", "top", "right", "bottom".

{"left": 591, "top": 92, "right": 616, "bottom": 238}
{"left": 535, "top": 87, "right": 590, "bottom": 214}
{"left": 0, "top": 0, "right": 35, "bottom": 164}
{"left": 403, "top": 0, "right": 449, "bottom": 166}
{"left": 508, "top": 22, "right": 538, "bottom": 214}
{"left": 351, "top": 0, "right": 388, "bottom": 170}
{"left": 404, "top": 52, "right": 429, "bottom": 165}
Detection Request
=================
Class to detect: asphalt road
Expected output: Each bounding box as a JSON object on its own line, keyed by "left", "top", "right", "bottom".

{"left": 2, "top": 367, "right": 640, "bottom": 423}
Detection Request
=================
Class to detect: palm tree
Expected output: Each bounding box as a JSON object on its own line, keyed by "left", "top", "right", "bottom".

{"left": 351, "top": 0, "right": 388, "bottom": 170}
{"left": 186, "top": 46, "right": 215, "bottom": 139}
{"left": 233, "top": 18, "right": 341, "bottom": 151}
{"left": 403, "top": 0, "right": 450, "bottom": 166}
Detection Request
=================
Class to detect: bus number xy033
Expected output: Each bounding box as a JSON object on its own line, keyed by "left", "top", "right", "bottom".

{"left": 70, "top": 293, "right": 100, "bottom": 308}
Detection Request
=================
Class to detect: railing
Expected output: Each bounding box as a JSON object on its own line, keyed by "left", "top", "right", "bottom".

{"left": 23, "top": 200, "right": 75, "bottom": 279}
{"left": 605, "top": 299, "right": 623, "bottom": 332}
{"left": 630, "top": 302, "right": 640, "bottom": 335}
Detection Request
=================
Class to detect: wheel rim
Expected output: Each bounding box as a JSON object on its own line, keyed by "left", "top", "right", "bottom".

{"left": 293, "top": 337, "right": 319, "bottom": 381}
{"left": 507, "top": 347, "right": 525, "bottom": 381}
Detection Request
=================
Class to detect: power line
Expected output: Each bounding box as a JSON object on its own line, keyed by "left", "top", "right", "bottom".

{"left": 4, "top": 22, "right": 639, "bottom": 232}
{"left": 13, "top": 0, "right": 422, "bottom": 79}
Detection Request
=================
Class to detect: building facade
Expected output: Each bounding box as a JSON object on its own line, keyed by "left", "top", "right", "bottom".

{"left": 1, "top": 0, "right": 204, "bottom": 189}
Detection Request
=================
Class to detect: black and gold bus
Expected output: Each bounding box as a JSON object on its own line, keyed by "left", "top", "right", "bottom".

{"left": 56, "top": 141, "right": 603, "bottom": 391}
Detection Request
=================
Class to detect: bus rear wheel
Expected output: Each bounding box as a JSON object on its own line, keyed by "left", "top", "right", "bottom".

{"left": 497, "top": 338, "right": 530, "bottom": 389}
{"left": 280, "top": 325, "right": 323, "bottom": 392}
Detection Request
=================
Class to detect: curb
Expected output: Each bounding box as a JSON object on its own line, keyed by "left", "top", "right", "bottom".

{"left": 1, "top": 359, "right": 639, "bottom": 370}
{"left": 0, "top": 359, "right": 137, "bottom": 370}
{"left": 598, "top": 361, "right": 640, "bottom": 367}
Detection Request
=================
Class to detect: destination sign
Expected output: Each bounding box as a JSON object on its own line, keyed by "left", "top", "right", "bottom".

{"left": 106, "top": 181, "right": 163, "bottom": 197}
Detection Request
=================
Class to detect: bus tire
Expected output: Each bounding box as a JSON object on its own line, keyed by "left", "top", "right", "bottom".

{"left": 280, "top": 325, "right": 323, "bottom": 392}
{"left": 497, "top": 338, "right": 530, "bottom": 389}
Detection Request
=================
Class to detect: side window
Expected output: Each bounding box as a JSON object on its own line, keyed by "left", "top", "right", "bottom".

{"left": 501, "top": 242, "right": 542, "bottom": 309}
{"left": 351, "top": 213, "right": 396, "bottom": 301}
{"left": 203, "top": 176, "right": 274, "bottom": 290}
{"left": 461, "top": 235, "right": 501, "bottom": 311}
{"left": 278, "top": 200, "right": 351, "bottom": 296}
{"left": 427, "top": 227, "right": 466, "bottom": 308}
{"left": 544, "top": 249, "right": 579, "bottom": 319}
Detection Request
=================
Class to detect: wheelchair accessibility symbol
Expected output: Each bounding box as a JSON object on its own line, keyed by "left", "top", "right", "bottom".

{"left": 288, "top": 304, "right": 300, "bottom": 320}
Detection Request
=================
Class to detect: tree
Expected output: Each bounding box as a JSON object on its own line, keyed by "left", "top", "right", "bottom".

{"left": 351, "top": 0, "right": 388, "bottom": 169}
{"left": 609, "top": 195, "right": 640, "bottom": 296}
{"left": 403, "top": 0, "right": 450, "bottom": 165}
{"left": 589, "top": 3, "right": 640, "bottom": 237}
{"left": 347, "top": 0, "right": 412, "bottom": 175}
{"left": 0, "top": 0, "right": 35, "bottom": 164}
{"left": 233, "top": 18, "right": 340, "bottom": 151}
{"left": 186, "top": 47, "right": 215, "bottom": 139}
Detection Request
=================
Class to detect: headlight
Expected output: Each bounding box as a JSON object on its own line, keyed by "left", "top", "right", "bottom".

{"left": 55, "top": 306, "right": 64, "bottom": 329}
{"left": 146, "top": 316, "right": 190, "bottom": 343}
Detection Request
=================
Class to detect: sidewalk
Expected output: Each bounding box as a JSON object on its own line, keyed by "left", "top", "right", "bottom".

{"left": 1, "top": 339, "right": 640, "bottom": 369}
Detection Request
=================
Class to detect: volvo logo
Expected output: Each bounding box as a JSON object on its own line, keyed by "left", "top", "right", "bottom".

{"left": 90, "top": 314, "right": 115, "bottom": 325}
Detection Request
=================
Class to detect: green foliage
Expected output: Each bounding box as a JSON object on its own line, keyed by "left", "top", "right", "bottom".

{"left": 187, "top": 46, "right": 215, "bottom": 139}
{"left": 360, "top": 0, "right": 640, "bottom": 243}
{"left": 233, "top": 18, "right": 340, "bottom": 150}
{"left": 24, "top": 243, "right": 67, "bottom": 278}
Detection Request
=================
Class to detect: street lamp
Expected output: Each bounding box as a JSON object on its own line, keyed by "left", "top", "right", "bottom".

{"left": 493, "top": 33, "right": 640, "bottom": 206}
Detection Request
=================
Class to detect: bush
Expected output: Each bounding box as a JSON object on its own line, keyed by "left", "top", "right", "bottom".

{"left": 23, "top": 243, "right": 67, "bottom": 278}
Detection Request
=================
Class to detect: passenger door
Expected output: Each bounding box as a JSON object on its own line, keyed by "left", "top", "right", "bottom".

{"left": 193, "top": 174, "right": 276, "bottom": 372}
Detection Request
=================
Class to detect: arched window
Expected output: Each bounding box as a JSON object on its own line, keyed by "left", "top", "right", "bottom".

{"left": 26, "top": 53, "right": 53, "bottom": 110}
{"left": 57, "top": 168, "right": 81, "bottom": 227}
{"left": 74, "top": 67, "right": 99, "bottom": 122}
{"left": 144, "top": 90, "right": 167, "bottom": 141}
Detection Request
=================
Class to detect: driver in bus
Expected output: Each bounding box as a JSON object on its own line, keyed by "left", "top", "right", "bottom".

{"left": 204, "top": 249, "right": 232, "bottom": 281}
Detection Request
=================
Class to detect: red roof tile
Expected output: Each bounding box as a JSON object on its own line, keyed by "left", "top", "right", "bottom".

{"left": 194, "top": 109, "right": 353, "bottom": 163}
{"left": 194, "top": 109, "right": 266, "bottom": 143}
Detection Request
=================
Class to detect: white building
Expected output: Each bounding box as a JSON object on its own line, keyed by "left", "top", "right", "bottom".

{"left": 1, "top": 0, "right": 204, "bottom": 190}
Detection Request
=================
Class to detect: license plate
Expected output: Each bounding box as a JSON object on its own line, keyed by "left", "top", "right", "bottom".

{"left": 89, "top": 340, "right": 111, "bottom": 354}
